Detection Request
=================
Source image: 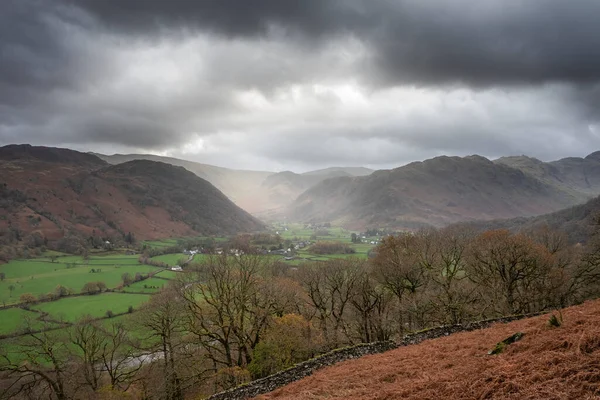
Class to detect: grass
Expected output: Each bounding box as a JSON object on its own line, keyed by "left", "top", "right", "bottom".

{"left": 151, "top": 253, "right": 190, "bottom": 266}
{"left": 32, "top": 292, "right": 151, "bottom": 322}
{"left": 142, "top": 236, "right": 228, "bottom": 249}
{"left": 0, "top": 254, "right": 162, "bottom": 305}
{"left": 154, "top": 269, "right": 179, "bottom": 279}
{"left": 0, "top": 308, "right": 54, "bottom": 336}
{"left": 270, "top": 223, "right": 376, "bottom": 264}
{"left": 123, "top": 277, "right": 171, "bottom": 293}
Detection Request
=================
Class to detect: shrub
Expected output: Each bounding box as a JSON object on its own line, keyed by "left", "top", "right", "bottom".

{"left": 106, "top": 310, "right": 114, "bottom": 318}
{"left": 19, "top": 293, "right": 37, "bottom": 304}
{"left": 548, "top": 313, "right": 563, "bottom": 328}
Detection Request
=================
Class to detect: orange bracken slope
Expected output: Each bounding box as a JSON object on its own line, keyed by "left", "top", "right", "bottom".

{"left": 258, "top": 300, "right": 600, "bottom": 400}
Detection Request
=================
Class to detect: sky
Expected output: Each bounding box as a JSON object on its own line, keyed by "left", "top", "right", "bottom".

{"left": 1, "top": 0, "right": 600, "bottom": 172}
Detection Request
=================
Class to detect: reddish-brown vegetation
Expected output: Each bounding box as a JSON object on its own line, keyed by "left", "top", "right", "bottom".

{"left": 0, "top": 145, "right": 263, "bottom": 255}
{"left": 258, "top": 299, "right": 600, "bottom": 400}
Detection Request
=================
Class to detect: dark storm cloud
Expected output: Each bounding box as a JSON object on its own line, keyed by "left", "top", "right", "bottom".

{"left": 61, "top": 0, "right": 371, "bottom": 39}
{"left": 1, "top": 0, "right": 600, "bottom": 170}
{"left": 66, "top": 0, "right": 600, "bottom": 86}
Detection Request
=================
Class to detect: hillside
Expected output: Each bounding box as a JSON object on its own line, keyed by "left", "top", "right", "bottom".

{"left": 94, "top": 153, "right": 273, "bottom": 213}
{"left": 302, "top": 166, "right": 373, "bottom": 177}
{"left": 96, "top": 153, "right": 374, "bottom": 216}
{"left": 0, "top": 145, "right": 264, "bottom": 247}
{"left": 461, "top": 194, "right": 600, "bottom": 244}
{"left": 495, "top": 153, "right": 600, "bottom": 199}
{"left": 258, "top": 170, "right": 356, "bottom": 213}
{"left": 287, "top": 154, "right": 599, "bottom": 230}
{"left": 259, "top": 299, "right": 600, "bottom": 400}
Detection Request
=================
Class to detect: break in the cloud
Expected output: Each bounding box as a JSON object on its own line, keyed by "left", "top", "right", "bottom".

{"left": 1, "top": 0, "right": 600, "bottom": 171}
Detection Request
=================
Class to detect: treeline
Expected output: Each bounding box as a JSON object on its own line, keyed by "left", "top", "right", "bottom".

{"left": 309, "top": 241, "right": 356, "bottom": 255}
{"left": 2, "top": 225, "right": 600, "bottom": 399}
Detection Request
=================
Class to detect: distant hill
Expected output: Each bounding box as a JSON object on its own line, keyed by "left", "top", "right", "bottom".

{"left": 95, "top": 153, "right": 374, "bottom": 215}
{"left": 257, "top": 170, "right": 359, "bottom": 214}
{"left": 495, "top": 153, "right": 600, "bottom": 199}
{"left": 0, "top": 145, "right": 264, "bottom": 247}
{"left": 302, "top": 166, "right": 373, "bottom": 177}
{"left": 93, "top": 153, "right": 272, "bottom": 213}
{"left": 286, "top": 154, "right": 599, "bottom": 230}
{"left": 461, "top": 195, "right": 600, "bottom": 244}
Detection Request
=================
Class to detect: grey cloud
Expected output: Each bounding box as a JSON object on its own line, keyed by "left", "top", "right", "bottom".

{"left": 65, "top": 0, "right": 600, "bottom": 86}
{"left": 1, "top": 0, "right": 600, "bottom": 171}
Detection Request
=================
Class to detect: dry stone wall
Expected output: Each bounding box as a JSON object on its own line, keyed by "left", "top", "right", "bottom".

{"left": 207, "top": 312, "right": 546, "bottom": 400}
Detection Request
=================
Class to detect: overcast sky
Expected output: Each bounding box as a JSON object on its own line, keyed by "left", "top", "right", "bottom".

{"left": 1, "top": 0, "right": 600, "bottom": 172}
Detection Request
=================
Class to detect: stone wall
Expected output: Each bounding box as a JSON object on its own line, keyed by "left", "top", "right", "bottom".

{"left": 206, "top": 341, "right": 397, "bottom": 400}
{"left": 206, "top": 312, "right": 546, "bottom": 400}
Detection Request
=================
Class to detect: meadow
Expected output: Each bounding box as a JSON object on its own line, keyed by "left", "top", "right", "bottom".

{"left": 123, "top": 276, "right": 172, "bottom": 293}
{"left": 150, "top": 252, "right": 205, "bottom": 266}
{"left": 0, "top": 254, "right": 162, "bottom": 305}
{"left": 0, "top": 227, "right": 378, "bottom": 338}
{"left": 270, "top": 223, "right": 377, "bottom": 263}
{"left": 32, "top": 292, "right": 151, "bottom": 322}
{"left": 0, "top": 307, "right": 57, "bottom": 336}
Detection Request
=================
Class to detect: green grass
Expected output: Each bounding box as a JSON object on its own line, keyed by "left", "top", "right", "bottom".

{"left": 142, "top": 238, "right": 180, "bottom": 249}
{"left": 0, "top": 255, "right": 162, "bottom": 305}
{"left": 141, "top": 236, "right": 228, "bottom": 249}
{"left": 123, "top": 277, "right": 170, "bottom": 293}
{"left": 151, "top": 253, "right": 189, "bottom": 266}
{"left": 32, "top": 293, "right": 151, "bottom": 322}
{"left": 0, "top": 308, "right": 53, "bottom": 335}
{"left": 154, "top": 270, "right": 179, "bottom": 279}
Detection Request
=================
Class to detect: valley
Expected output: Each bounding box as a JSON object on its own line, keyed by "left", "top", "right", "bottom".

{"left": 2, "top": 145, "right": 600, "bottom": 400}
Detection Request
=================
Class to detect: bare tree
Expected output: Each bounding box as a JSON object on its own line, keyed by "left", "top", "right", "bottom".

{"left": 69, "top": 318, "right": 105, "bottom": 393}
{"left": 0, "top": 326, "right": 75, "bottom": 400}
{"left": 299, "top": 259, "right": 362, "bottom": 347}
{"left": 137, "top": 288, "right": 187, "bottom": 400}
{"left": 467, "top": 230, "right": 552, "bottom": 315}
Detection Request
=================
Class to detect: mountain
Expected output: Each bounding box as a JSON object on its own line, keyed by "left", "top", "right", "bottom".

{"left": 302, "top": 167, "right": 373, "bottom": 177}
{"left": 93, "top": 153, "right": 272, "bottom": 214}
{"left": 461, "top": 194, "right": 600, "bottom": 244}
{"left": 0, "top": 145, "right": 264, "bottom": 246}
{"left": 286, "top": 154, "right": 599, "bottom": 230}
{"left": 256, "top": 169, "right": 364, "bottom": 215}
{"left": 260, "top": 299, "right": 600, "bottom": 400}
{"left": 95, "top": 153, "right": 374, "bottom": 216}
{"left": 495, "top": 153, "right": 600, "bottom": 199}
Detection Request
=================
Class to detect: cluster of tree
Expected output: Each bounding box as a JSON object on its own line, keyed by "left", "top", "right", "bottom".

{"left": 2, "top": 225, "right": 600, "bottom": 399}
{"left": 81, "top": 281, "right": 107, "bottom": 295}
{"left": 0, "top": 227, "right": 46, "bottom": 262}
{"left": 141, "top": 245, "right": 184, "bottom": 258}
{"left": 121, "top": 272, "right": 147, "bottom": 287}
{"left": 28, "top": 285, "right": 75, "bottom": 304}
{"left": 309, "top": 241, "right": 356, "bottom": 255}
{"left": 137, "top": 255, "right": 169, "bottom": 269}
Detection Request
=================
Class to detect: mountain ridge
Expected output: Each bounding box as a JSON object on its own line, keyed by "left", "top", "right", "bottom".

{"left": 0, "top": 145, "right": 264, "bottom": 251}
{"left": 286, "top": 153, "right": 600, "bottom": 230}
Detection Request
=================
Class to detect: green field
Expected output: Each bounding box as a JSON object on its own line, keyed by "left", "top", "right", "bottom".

{"left": 268, "top": 223, "right": 376, "bottom": 263}
{"left": 0, "top": 308, "right": 55, "bottom": 335}
{"left": 154, "top": 269, "right": 179, "bottom": 279}
{"left": 142, "top": 238, "right": 181, "bottom": 249}
{"left": 142, "top": 236, "right": 228, "bottom": 249}
{"left": 0, "top": 255, "right": 162, "bottom": 305}
{"left": 32, "top": 293, "right": 151, "bottom": 322}
{"left": 151, "top": 253, "right": 190, "bottom": 266}
{"left": 123, "top": 277, "right": 171, "bottom": 293}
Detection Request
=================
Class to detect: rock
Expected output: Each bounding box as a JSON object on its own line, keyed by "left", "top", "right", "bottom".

{"left": 488, "top": 332, "right": 525, "bottom": 355}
